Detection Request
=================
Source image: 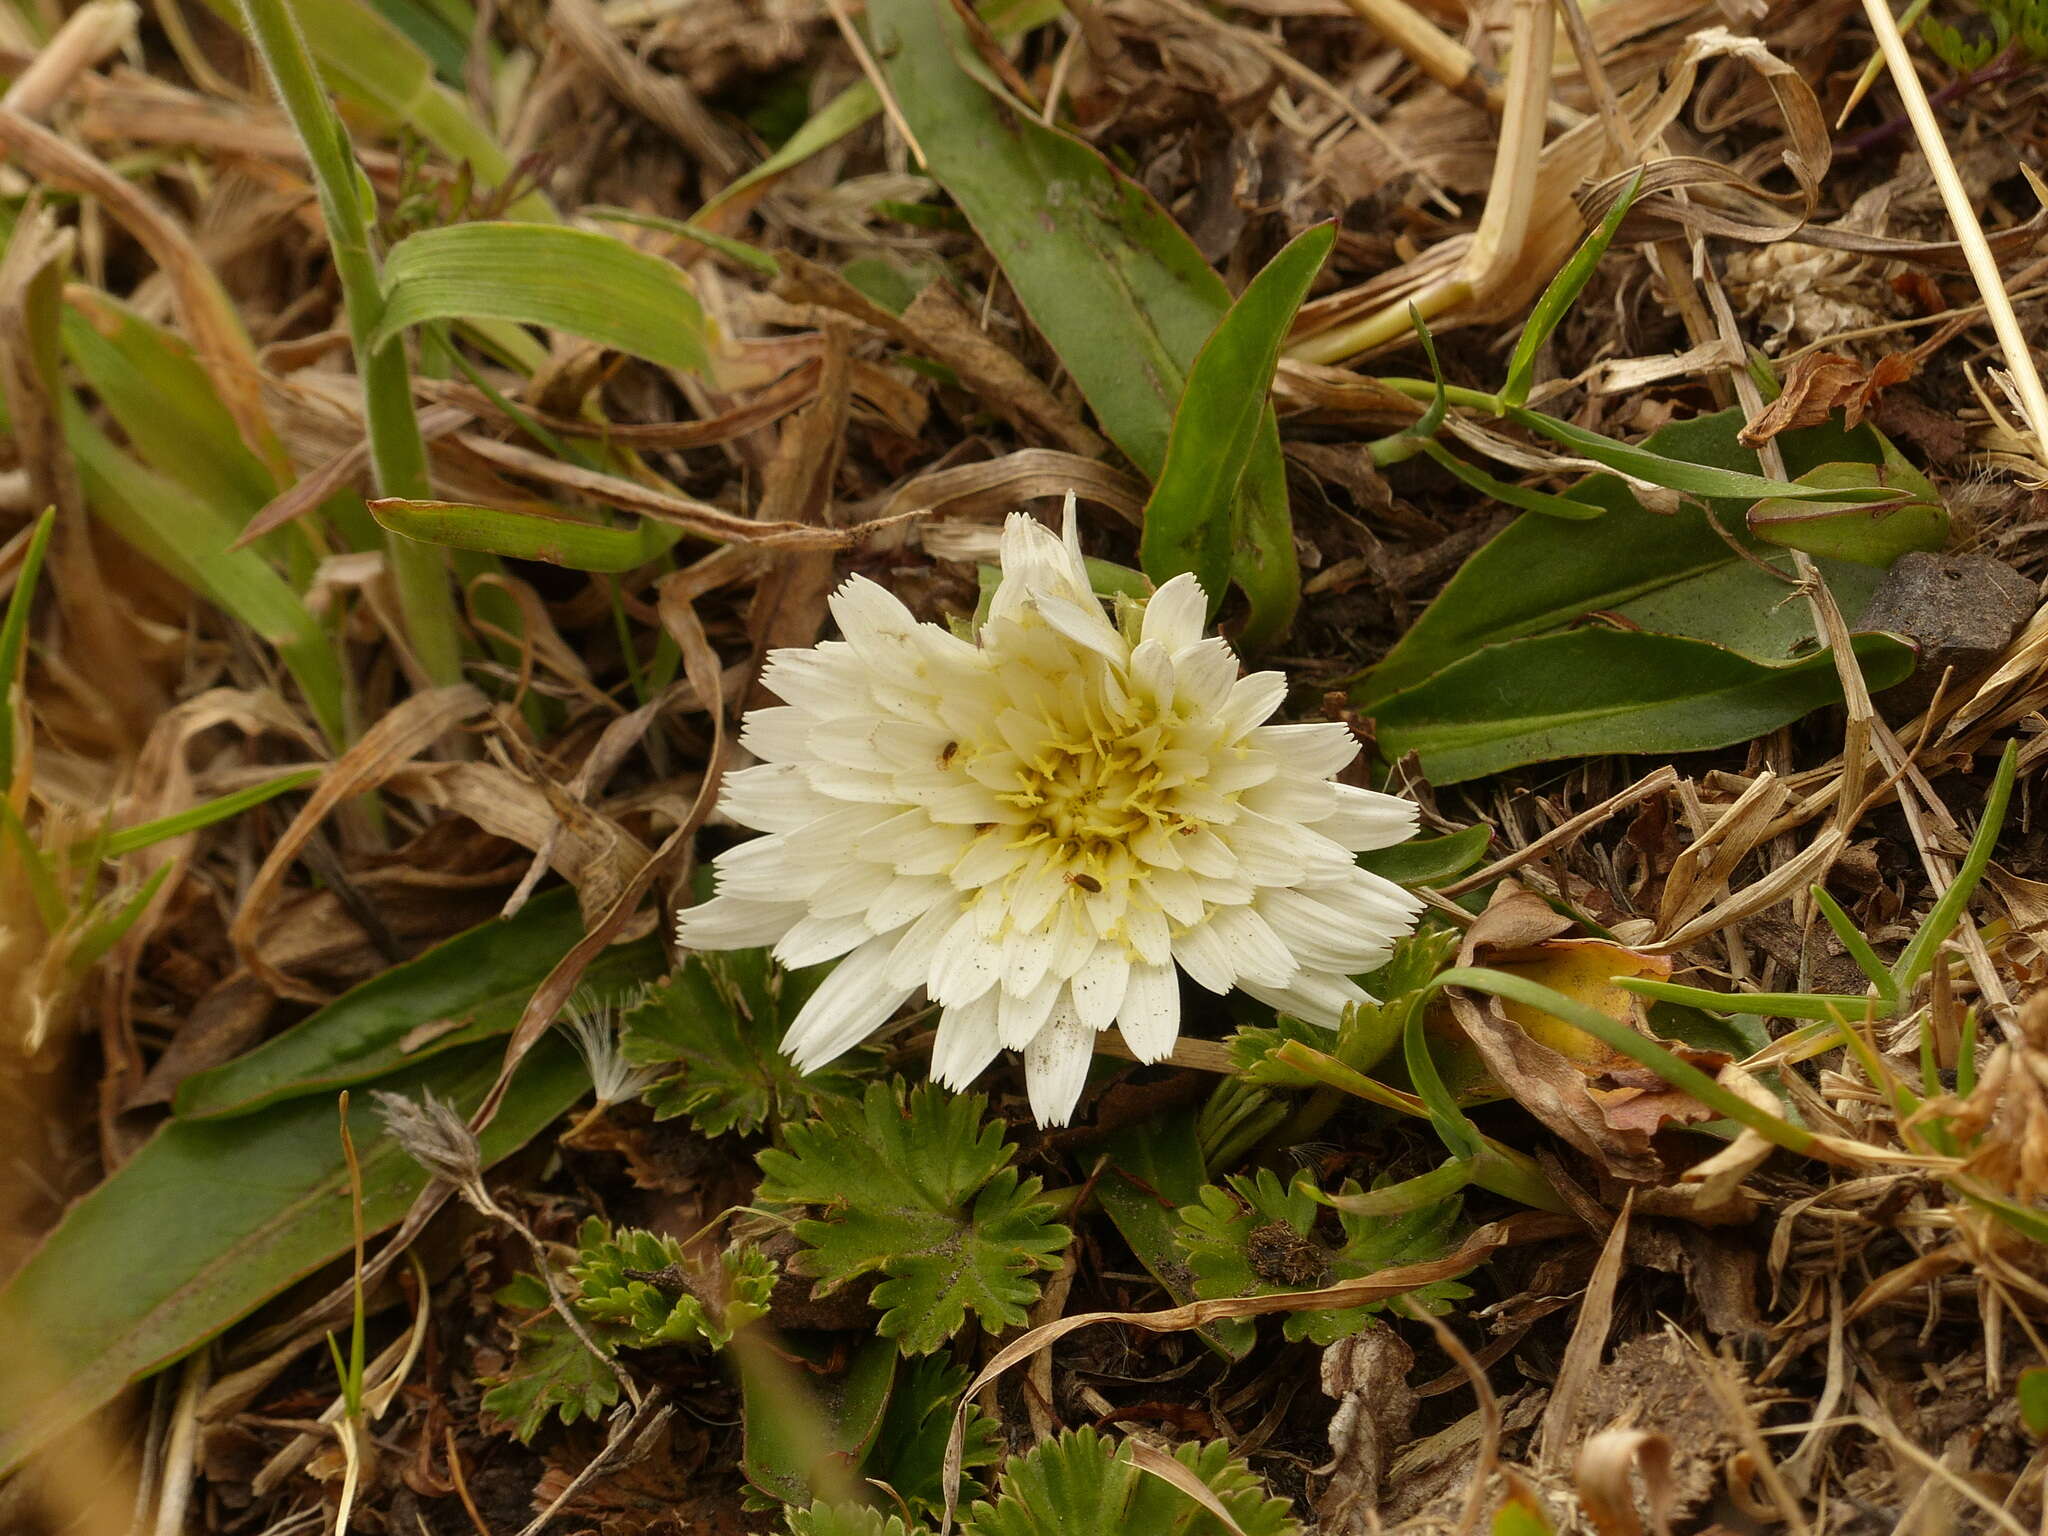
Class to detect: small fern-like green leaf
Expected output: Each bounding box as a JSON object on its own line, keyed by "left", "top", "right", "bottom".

{"left": 756, "top": 1081, "right": 1070, "bottom": 1353}
{"left": 1177, "top": 1168, "right": 1468, "bottom": 1345}
{"left": 623, "top": 949, "right": 867, "bottom": 1136}
{"left": 479, "top": 1275, "right": 622, "bottom": 1442}
{"left": 963, "top": 1427, "right": 1299, "bottom": 1536}
{"left": 571, "top": 1216, "right": 776, "bottom": 1348}
{"left": 783, "top": 1504, "right": 925, "bottom": 1536}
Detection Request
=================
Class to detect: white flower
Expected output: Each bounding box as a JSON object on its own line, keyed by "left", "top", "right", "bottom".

{"left": 676, "top": 497, "right": 1424, "bottom": 1126}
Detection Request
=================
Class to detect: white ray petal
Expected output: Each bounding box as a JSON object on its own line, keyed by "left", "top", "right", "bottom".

{"left": 1070, "top": 944, "right": 1130, "bottom": 1032}
{"left": 1116, "top": 962, "right": 1181, "bottom": 1062}
{"left": 1025, "top": 1008, "right": 1095, "bottom": 1127}
{"left": 781, "top": 935, "right": 918, "bottom": 1070}
{"left": 1140, "top": 573, "right": 1206, "bottom": 652}
{"left": 675, "top": 894, "right": 804, "bottom": 951}
{"left": 931, "top": 989, "right": 1004, "bottom": 1089}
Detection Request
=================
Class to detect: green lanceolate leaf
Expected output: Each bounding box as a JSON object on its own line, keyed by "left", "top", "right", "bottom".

{"left": 1370, "top": 626, "right": 1914, "bottom": 784}
{"left": 0, "top": 1036, "right": 590, "bottom": 1473}
{"left": 1500, "top": 167, "right": 1643, "bottom": 410}
{"left": 370, "top": 497, "right": 683, "bottom": 572}
{"left": 85, "top": 769, "right": 318, "bottom": 860}
{"left": 176, "top": 886, "right": 666, "bottom": 1118}
{"left": 964, "top": 1426, "right": 1301, "bottom": 1536}
{"left": 1361, "top": 410, "right": 1922, "bottom": 705}
{"left": 1415, "top": 439, "right": 1605, "bottom": 521}
{"left": 868, "top": 0, "right": 1300, "bottom": 641}
{"left": 1141, "top": 224, "right": 1332, "bottom": 624}
{"left": 755, "top": 1081, "right": 1070, "bottom": 1353}
{"left": 0, "top": 508, "right": 54, "bottom": 793}
{"left": 1176, "top": 1167, "right": 1467, "bottom": 1346}
{"left": 742, "top": 1334, "right": 899, "bottom": 1505}
{"left": 374, "top": 223, "right": 708, "bottom": 373}
{"left": 1356, "top": 824, "right": 1492, "bottom": 887}
{"left": 623, "top": 948, "right": 868, "bottom": 1137}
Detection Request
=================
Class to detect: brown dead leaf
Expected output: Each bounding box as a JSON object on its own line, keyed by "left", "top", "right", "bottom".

{"left": 1314, "top": 1324, "right": 1417, "bottom": 1532}
{"left": 1444, "top": 882, "right": 1726, "bottom": 1182}
{"left": 1736, "top": 351, "right": 1866, "bottom": 446}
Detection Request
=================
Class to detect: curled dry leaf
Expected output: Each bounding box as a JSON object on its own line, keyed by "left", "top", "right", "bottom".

{"left": 1442, "top": 882, "right": 1726, "bottom": 1182}
{"left": 1576, "top": 1428, "right": 1677, "bottom": 1536}
{"left": 1314, "top": 1324, "right": 1417, "bottom": 1532}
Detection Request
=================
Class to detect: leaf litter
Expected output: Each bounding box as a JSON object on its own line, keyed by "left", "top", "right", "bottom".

{"left": 3, "top": 0, "right": 2048, "bottom": 1533}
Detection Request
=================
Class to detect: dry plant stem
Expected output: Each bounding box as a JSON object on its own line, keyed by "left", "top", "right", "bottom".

{"left": 1859, "top": 0, "right": 2048, "bottom": 458}
{"left": 237, "top": 0, "right": 462, "bottom": 688}
{"left": 1289, "top": 0, "right": 1551, "bottom": 362}
{"left": 513, "top": 1392, "right": 670, "bottom": 1536}
{"left": 1, "top": 1, "right": 137, "bottom": 117}
{"left": 821, "top": 0, "right": 925, "bottom": 167}
{"left": 1439, "top": 765, "right": 1677, "bottom": 897}
{"left": 149, "top": 1350, "right": 209, "bottom": 1536}
{"left": 1397, "top": 1295, "right": 1499, "bottom": 1536}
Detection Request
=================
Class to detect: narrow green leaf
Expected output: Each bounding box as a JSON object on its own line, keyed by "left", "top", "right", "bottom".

{"left": 175, "top": 887, "right": 665, "bottom": 1118}
{"left": 1369, "top": 628, "right": 1914, "bottom": 784}
{"left": 1501, "top": 167, "right": 1643, "bottom": 409}
{"left": 79, "top": 769, "right": 320, "bottom": 861}
{"left": 584, "top": 205, "right": 779, "bottom": 275}
{"left": 371, "top": 497, "right": 682, "bottom": 572}
{"left": 1093, "top": 1109, "right": 1253, "bottom": 1358}
{"left": 1403, "top": 996, "right": 1481, "bottom": 1161}
{"left": 740, "top": 1335, "right": 898, "bottom": 1506}
{"left": 1504, "top": 406, "right": 1904, "bottom": 505}
{"left": 374, "top": 223, "right": 708, "bottom": 375}
{"left": 0, "top": 509, "right": 54, "bottom": 793}
{"left": 70, "top": 866, "right": 175, "bottom": 972}
{"left": 1415, "top": 440, "right": 1605, "bottom": 520}
{"left": 62, "top": 406, "right": 350, "bottom": 749}
{"left": 1140, "top": 224, "right": 1332, "bottom": 612}
{"left": 0, "top": 799, "right": 64, "bottom": 932}
{"left": 1614, "top": 977, "right": 1875, "bottom": 1022}
{"left": 1891, "top": 739, "right": 2017, "bottom": 992}
{"left": 1431, "top": 967, "right": 1815, "bottom": 1153}
{"left": 201, "top": 0, "right": 548, "bottom": 220}
{"left": 0, "top": 1035, "right": 590, "bottom": 1475}
{"left": 1808, "top": 883, "right": 1897, "bottom": 1003}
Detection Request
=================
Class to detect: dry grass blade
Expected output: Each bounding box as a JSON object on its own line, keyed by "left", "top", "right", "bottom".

{"left": 1539, "top": 1195, "right": 1629, "bottom": 1470}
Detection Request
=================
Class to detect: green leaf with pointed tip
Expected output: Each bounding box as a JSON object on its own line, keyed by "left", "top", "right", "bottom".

{"left": 868, "top": 0, "right": 1300, "bottom": 642}
{"left": 1356, "top": 825, "right": 1491, "bottom": 887}
{"left": 1370, "top": 627, "right": 1914, "bottom": 784}
{"left": 1141, "top": 224, "right": 1330, "bottom": 626}
{"left": 1094, "top": 1109, "right": 1253, "bottom": 1359}
{"left": 176, "top": 887, "right": 665, "bottom": 1118}
{"left": 0, "top": 1036, "right": 590, "bottom": 1474}
{"left": 756, "top": 1082, "right": 1070, "bottom": 1353}
{"left": 374, "top": 223, "right": 708, "bottom": 374}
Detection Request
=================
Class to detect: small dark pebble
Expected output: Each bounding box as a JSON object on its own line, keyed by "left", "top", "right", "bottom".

{"left": 1856, "top": 550, "right": 2040, "bottom": 716}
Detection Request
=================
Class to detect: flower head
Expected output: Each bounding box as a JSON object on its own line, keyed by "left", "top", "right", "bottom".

{"left": 676, "top": 498, "right": 1423, "bottom": 1126}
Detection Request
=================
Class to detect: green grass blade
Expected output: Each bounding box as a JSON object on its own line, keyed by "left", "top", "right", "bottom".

{"left": 1503, "top": 406, "right": 1907, "bottom": 504}
{"left": 1401, "top": 994, "right": 1482, "bottom": 1161}
{"left": 1890, "top": 739, "right": 2018, "bottom": 993}
{"left": 1809, "top": 883, "right": 1897, "bottom": 1003}
{"left": 0, "top": 508, "right": 55, "bottom": 794}
{"left": 81, "top": 769, "right": 321, "bottom": 861}
{"left": 1414, "top": 440, "right": 1606, "bottom": 520}
{"left": 1501, "top": 167, "right": 1642, "bottom": 410}
{"left": 1140, "top": 223, "right": 1332, "bottom": 616}
{"left": 0, "top": 799, "right": 65, "bottom": 933}
{"left": 65, "top": 406, "right": 350, "bottom": 748}
{"left": 374, "top": 223, "right": 710, "bottom": 375}
{"left": 371, "top": 497, "right": 684, "bottom": 572}
{"left": 1614, "top": 977, "right": 1875, "bottom": 1022}
{"left": 70, "top": 866, "right": 175, "bottom": 972}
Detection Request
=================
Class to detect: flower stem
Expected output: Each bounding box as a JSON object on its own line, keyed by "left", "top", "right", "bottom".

{"left": 237, "top": 0, "right": 463, "bottom": 686}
